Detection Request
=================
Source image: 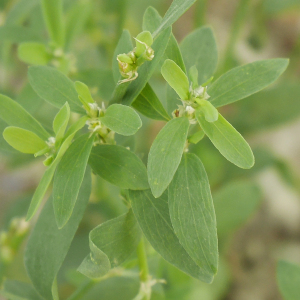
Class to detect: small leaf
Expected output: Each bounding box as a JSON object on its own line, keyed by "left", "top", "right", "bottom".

{"left": 78, "top": 210, "right": 141, "bottom": 279}
{"left": 132, "top": 83, "right": 170, "bottom": 121}
{"left": 89, "top": 144, "right": 149, "bottom": 190}
{"left": 112, "top": 27, "right": 171, "bottom": 105}
{"left": 1, "top": 280, "right": 43, "bottom": 300}
{"left": 25, "top": 170, "right": 91, "bottom": 300}
{"left": 213, "top": 180, "right": 262, "bottom": 239}
{"left": 129, "top": 189, "right": 211, "bottom": 281}
{"left": 196, "top": 111, "right": 254, "bottom": 169}
{"left": 169, "top": 153, "right": 218, "bottom": 282}
{"left": 196, "top": 100, "right": 219, "bottom": 122}
{"left": 100, "top": 104, "right": 142, "bottom": 136}
{"left": 277, "top": 260, "right": 300, "bottom": 300}
{"left": 75, "top": 81, "right": 95, "bottom": 106}
{"left": 41, "top": 0, "right": 64, "bottom": 47}
{"left": 188, "top": 130, "right": 205, "bottom": 144}
{"left": 26, "top": 117, "right": 87, "bottom": 221}
{"left": 148, "top": 117, "right": 189, "bottom": 198}
{"left": 135, "top": 31, "right": 153, "bottom": 57}
{"left": 208, "top": 58, "right": 289, "bottom": 107}
{"left": 180, "top": 26, "right": 218, "bottom": 85}
{"left": 53, "top": 133, "right": 94, "bottom": 228}
{"left": 161, "top": 59, "right": 190, "bottom": 100}
{"left": 0, "top": 94, "right": 50, "bottom": 140}
{"left": 152, "top": 0, "right": 197, "bottom": 38}
{"left": 18, "top": 42, "right": 51, "bottom": 65}
{"left": 53, "top": 102, "right": 70, "bottom": 142}
{"left": 28, "top": 66, "right": 84, "bottom": 113}
{"left": 3, "top": 127, "right": 47, "bottom": 154}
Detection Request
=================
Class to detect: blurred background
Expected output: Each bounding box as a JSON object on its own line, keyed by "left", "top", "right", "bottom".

{"left": 0, "top": 0, "right": 300, "bottom": 299}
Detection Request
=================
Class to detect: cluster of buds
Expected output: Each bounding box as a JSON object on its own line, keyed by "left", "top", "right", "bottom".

{"left": 117, "top": 31, "right": 154, "bottom": 84}
{"left": 75, "top": 81, "right": 115, "bottom": 145}
{"left": 172, "top": 103, "right": 198, "bottom": 124}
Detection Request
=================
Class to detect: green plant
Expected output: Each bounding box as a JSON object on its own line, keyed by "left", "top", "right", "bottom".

{"left": 0, "top": 0, "right": 293, "bottom": 299}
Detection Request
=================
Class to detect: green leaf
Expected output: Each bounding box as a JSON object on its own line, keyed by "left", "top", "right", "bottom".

{"left": 113, "top": 27, "right": 171, "bottom": 106}
{"left": 41, "top": 0, "right": 64, "bottom": 47}
{"left": 129, "top": 189, "right": 211, "bottom": 281}
{"left": 89, "top": 144, "right": 149, "bottom": 190}
{"left": 213, "top": 181, "right": 262, "bottom": 239}
{"left": 26, "top": 117, "right": 87, "bottom": 221}
{"left": 188, "top": 130, "right": 205, "bottom": 144}
{"left": 0, "top": 280, "right": 43, "bottom": 300}
{"left": 161, "top": 59, "right": 190, "bottom": 100}
{"left": 152, "top": 0, "right": 197, "bottom": 38}
{"left": 196, "top": 112, "right": 254, "bottom": 169}
{"left": 196, "top": 100, "right": 219, "bottom": 122}
{"left": 18, "top": 42, "right": 51, "bottom": 65}
{"left": 75, "top": 81, "right": 95, "bottom": 108}
{"left": 53, "top": 133, "right": 94, "bottom": 228}
{"left": 0, "top": 25, "right": 42, "bottom": 43}
{"left": 132, "top": 83, "right": 170, "bottom": 121}
{"left": 53, "top": 102, "right": 70, "bottom": 142}
{"left": 100, "top": 104, "right": 142, "bottom": 136}
{"left": 208, "top": 59, "right": 289, "bottom": 108}
{"left": 25, "top": 170, "right": 91, "bottom": 300}
{"left": 3, "top": 127, "right": 47, "bottom": 154}
{"left": 180, "top": 27, "right": 218, "bottom": 85}
{"left": 148, "top": 117, "right": 190, "bottom": 198}
{"left": 277, "top": 260, "right": 300, "bottom": 300}
{"left": 28, "top": 66, "right": 84, "bottom": 113}
{"left": 135, "top": 31, "right": 153, "bottom": 57}
{"left": 0, "top": 94, "right": 50, "bottom": 140}
{"left": 78, "top": 210, "right": 141, "bottom": 279}
{"left": 112, "top": 30, "right": 133, "bottom": 84}
{"left": 143, "top": 6, "right": 186, "bottom": 72}
{"left": 168, "top": 153, "right": 218, "bottom": 282}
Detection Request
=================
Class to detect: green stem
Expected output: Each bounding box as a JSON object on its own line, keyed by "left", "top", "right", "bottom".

{"left": 194, "top": 0, "right": 209, "bottom": 28}
{"left": 219, "top": 0, "right": 251, "bottom": 74}
{"left": 137, "top": 237, "right": 149, "bottom": 283}
{"left": 66, "top": 280, "right": 96, "bottom": 300}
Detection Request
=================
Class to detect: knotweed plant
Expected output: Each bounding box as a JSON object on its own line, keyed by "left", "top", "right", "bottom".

{"left": 0, "top": 0, "right": 290, "bottom": 299}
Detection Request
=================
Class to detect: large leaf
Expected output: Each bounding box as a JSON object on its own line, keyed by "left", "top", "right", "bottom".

{"left": 53, "top": 133, "right": 94, "bottom": 228}
{"left": 41, "top": 0, "right": 64, "bottom": 47}
{"left": 78, "top": 210, "right": 141, "bottom": 278}
{"left": 168, "top": 153, "right": 218, "bottom": 282}
{"left": 213, "top": 181, "right": 262, "bottom": 239}
{"left": 3, "top": 127, "right": 47, "bottom": 154}
{"left": 148, "top": 117, "right": 189, "bottom": 198}
{"left": 152, "top": 0, "right": 197, "bottom": 38}
{"left": 208, "top": 59, "right": 289, "bottom": 107}
{"left": 132, "top": 83, "right": 170, "bottom": 121}
{"left": 161, "top": 59, "right": 190, "bottom": 100}
{"left": 113, "top": 27, "right": 171, "bottom": 105}
{"left": 0, "top": 94, "right": 50, "bottom": 140}
{"left": 100, "top": 104, "right": 142, "bottom": 136}
{"left": 277, "top": 260, "right": 300, "bottom": 300}
{"left": 26, "top": 117, "right": 87, "bottom": 221}
{"left": 25, "top": 170, "right": 91, "bottom": 300}
{"left": 196, "top": 112, "right": 254, "bottom": 169}
{"left": 130, "top": 189, "right": 215, "bottom": 282}
{"left": 0, "top": 280, "right": 43, "bottom": 300}
{"left": 28, "top": 66, "right": 84, "bottom": 113}
{"left": 180, "top": 26, "right": 218, "bottom": 85}
{"left": 89, "top": 144, "right": 149, "bottom": 190}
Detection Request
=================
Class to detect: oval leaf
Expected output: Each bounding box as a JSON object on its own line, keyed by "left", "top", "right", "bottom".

{"left": 18, "top": 42, "right": 51, "bottom": 65}
{"left": 148, "top": 117, "right": 190, "bottom": 198}
{"left": 169, "top": 153, "right": 218, "bottom": 282}
{"left": 53, "top": 133, "right": 94, "bottom": 228}
{"left": 0, "top": 94, "right": 50, "bottom": 139}
{"left": 28, "top": 66, "right": 84, "bottom": 113}
{"left": 53, "top": 102, "right": 70, "bottom": 141}
{"left": 78, "top": 210, "right": 141, "bottom": 279}
{"left": 161, "top": 59, "right": 190, "bottom": 100}
{"left": 208, "top": 58, "right": 289, "bottom": 108}
{"left": 89, "top": 144, "right": 149, "bottom": 190}
{"left": 129, "top": 189, "right": 214, "bottom": 282}
{"left": 180, "top": 26, "right": 218, "bottom": 85}
{"left": 100, "top": 104, "right": 142, "bottom": 136}
{"left": 3, "top": 127, "right": 47, "bottom": 154}
{"left": 196, "top": 111, "right": 254, "bottom": 169}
